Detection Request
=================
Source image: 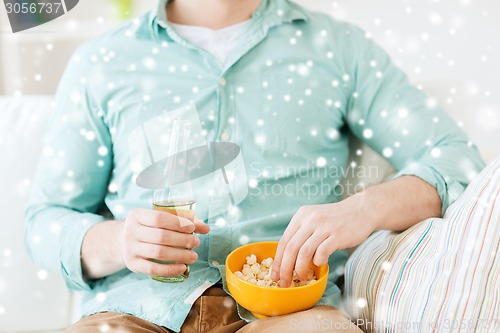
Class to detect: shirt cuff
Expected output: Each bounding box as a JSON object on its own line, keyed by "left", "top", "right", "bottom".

{"left": 59, "top": 213, "right": 105, "bottom": 291}
{"left": 392, "top": 162, "right": 466, "bottom": 216}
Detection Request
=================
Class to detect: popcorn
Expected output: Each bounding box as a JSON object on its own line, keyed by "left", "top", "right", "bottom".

{"left": 242, "top": 265, "right": 253, "bottom": 277}
{"left": 246, "top": 254, "right": 257, "bottom": 265}
{"left": 234, "top": 253, "right": 317, "bottom": 288}
{"left": 250, "top": 263, "right": 261, "bottom": 274}
{"left": 261, "top": 257, "right": 273, "bottom": 268}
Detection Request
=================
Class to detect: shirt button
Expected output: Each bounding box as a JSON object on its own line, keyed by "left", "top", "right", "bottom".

{"left": 212, "top": 260, "right": 220, "bottom": 267}
{"left": 221, "top": 131, "right": 231, "bottom": 141}
{"left": 219, "top": 78, "right": 227, "bottom": 87}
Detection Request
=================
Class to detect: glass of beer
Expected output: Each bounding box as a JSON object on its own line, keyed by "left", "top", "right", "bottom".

{"left": 150, "top": 197, "right": 196, "bottom": 282}
{"left": 150, "top": 119, "right": 195, "bottom": 283}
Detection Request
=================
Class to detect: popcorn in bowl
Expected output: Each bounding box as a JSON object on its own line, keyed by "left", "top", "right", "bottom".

{"left": 233, "top": 254, "right": 317, "bottom": 288}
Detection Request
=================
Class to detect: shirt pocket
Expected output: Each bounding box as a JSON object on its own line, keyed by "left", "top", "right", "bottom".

{"left": 259, "top": 72, "right": 344, "bottom": 159}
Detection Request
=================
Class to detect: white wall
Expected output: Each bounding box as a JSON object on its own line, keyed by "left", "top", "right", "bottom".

{"left": 294, "top": 0, "right": 500, "bottom": 161}
{"left": 0, "top": 0, "right": 151, "bottom": 95}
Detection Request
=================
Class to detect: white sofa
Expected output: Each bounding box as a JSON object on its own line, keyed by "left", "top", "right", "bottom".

{"left": 0, "top": 83, "right": 496, "bottom": 332}
{"left": 0, "top": 97, "right": 75, "bottom": 333}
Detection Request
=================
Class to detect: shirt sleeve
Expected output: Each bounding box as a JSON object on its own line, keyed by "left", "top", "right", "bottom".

{"left": 25, "top": 46, "right": 112, "bottom": 291}
{"left": 343, "top": 25, "right": 485, "bottom": 215}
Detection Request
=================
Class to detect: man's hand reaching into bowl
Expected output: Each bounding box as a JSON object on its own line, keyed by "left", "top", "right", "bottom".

{"left": 271, "top": 176, "right": 443, "bottom": 288}
{"left": 271, "top": 199, "right": 375, "bottom": 288}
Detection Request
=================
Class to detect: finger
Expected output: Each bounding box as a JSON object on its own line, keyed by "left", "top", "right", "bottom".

{"left": 134, "top": 242, "right": 199, "bottom": 264}
{"left": 279, "top": 226, "right": 314, "bottom": 288}
{"left": 271, "top": 210, "right": 304, "bottom": 281}
{"left": 271, "top": 223, "right": 299, "bottom": 281}
{"left": 130, "top": 259, "right": 188, "bottom": 277}
{"left": 295, "top": 232, "right": 328, "bottom": 281}
{"left": 313, "top": 235, "right": 337, "bottom": 267}
{"left": 194, "top": 217, "right": 210, "bottom": 234}
{"left": 133, "top": 209, "right": 195, "bottom": 233}
{"left": 137, "top": 226, "right": 200, "bottom": 249}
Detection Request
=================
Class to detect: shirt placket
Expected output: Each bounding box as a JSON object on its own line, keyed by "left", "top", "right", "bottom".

{"left": 207, "top": 72, "right": 235, "bottom": 268}
{"left": 204, "top": 18, "right": 299, "bottom": 269}
{"left": 154, "top": 0, "right": 301, "bottom": 270}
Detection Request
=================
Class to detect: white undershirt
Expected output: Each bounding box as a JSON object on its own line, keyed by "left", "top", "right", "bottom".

{"left": 169, "top": 20, "right": 251, "bottom": 66}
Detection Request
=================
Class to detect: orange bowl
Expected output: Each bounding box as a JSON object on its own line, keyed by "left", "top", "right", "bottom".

{"left": 225, "top": 241, "right": 329, "bottom": 318}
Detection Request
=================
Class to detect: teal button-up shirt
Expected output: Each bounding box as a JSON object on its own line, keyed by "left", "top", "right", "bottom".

{"left": 26, "top": 0, "right": 485, "bottom": 331}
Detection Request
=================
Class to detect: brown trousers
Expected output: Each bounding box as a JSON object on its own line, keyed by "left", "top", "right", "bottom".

{"left": 65, "top": 286, "right": 362, "bottom": 333}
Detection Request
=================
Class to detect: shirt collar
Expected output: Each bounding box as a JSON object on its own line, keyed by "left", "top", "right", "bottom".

{"left": 149, "top": 0, "right": 308, "bottom": 36}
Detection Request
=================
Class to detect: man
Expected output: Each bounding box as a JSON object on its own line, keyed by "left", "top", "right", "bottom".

{"left": 26, "top": 0, "right": 485, "bottom": 332}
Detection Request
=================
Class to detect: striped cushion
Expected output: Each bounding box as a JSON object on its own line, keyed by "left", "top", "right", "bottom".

{"left": 344, "top": 156, "right": 500, "bottom": 332}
